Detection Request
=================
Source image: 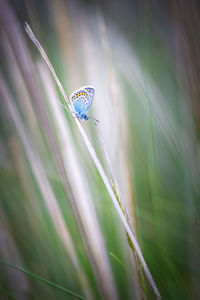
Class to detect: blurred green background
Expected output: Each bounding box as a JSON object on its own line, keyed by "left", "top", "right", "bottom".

{"left": 0, "top": 0, "right": 200, "bottom": 299}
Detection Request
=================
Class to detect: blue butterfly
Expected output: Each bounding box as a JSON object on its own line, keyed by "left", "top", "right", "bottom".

{"left": 70, "top": 86, "right": 99, "bottom": 123}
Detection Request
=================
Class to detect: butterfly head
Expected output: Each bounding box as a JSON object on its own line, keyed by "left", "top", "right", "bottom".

{"left": 83, "top": 115, "right": 89, "bottom": 120}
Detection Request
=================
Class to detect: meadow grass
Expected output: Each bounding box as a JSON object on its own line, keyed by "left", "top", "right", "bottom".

{"left": 0, "top": 1, "right": 200, "bottom": 300}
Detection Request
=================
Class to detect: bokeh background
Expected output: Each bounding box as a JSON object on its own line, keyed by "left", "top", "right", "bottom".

{"left": 0, "top": 0, "right": 200, "bottom": 299}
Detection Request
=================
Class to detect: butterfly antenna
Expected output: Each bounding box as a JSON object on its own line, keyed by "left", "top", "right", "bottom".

{"left": 89, "top": 116, "right": 100, "bottom": 126}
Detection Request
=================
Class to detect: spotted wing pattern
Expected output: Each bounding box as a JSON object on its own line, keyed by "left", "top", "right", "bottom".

{"left": 70, "top": 89, "right": 89, "bottom": 117}
{"left": 84, "top": 87, "right": 95, "bottom": 111}
{"left": 70, "top": 86, "right": 95, "bottom": 118}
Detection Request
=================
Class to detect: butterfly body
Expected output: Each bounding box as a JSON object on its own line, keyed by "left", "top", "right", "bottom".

{"left": 70, "top": 86, "right": 95, "bottom": 120}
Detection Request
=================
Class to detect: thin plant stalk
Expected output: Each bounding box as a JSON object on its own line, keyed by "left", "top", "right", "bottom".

{"left": 25, "top": 23, "right": 161, "bottom": 299}
{"left": 100, "top": 137, "right": 146, "bottom": 300}
{"left": 0, "top": 259, "right": 85, "bottom": 300}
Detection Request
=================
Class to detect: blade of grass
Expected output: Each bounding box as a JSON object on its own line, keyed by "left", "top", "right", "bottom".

{"left": 24, "top": 22, "right": 161, "bottom": 299}
{"left": 109, "top": 252, "right": 131, "bottom": 274}
{"left": 0, "top": 259, "right": 85, "bottom": 300}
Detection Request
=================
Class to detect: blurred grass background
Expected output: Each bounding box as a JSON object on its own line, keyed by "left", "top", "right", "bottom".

{"left": 0, "top": 0, "right": 200, "bottom": 299}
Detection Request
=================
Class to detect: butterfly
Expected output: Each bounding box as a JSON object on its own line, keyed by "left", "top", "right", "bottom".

{"left": 70, "top": 86, "right": 99, "bottom": 124}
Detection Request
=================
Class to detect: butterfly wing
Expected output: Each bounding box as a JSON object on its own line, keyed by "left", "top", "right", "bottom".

{"left": 70, "top": 89, "right": 89, "bottom": 117}
{"left": 84, "top": 86, "right": 95, "bottom": 111}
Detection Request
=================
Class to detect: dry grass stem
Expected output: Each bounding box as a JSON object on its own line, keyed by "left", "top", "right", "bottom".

{"left": 25, "top": 23, "right": 161, "bottom": 299}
